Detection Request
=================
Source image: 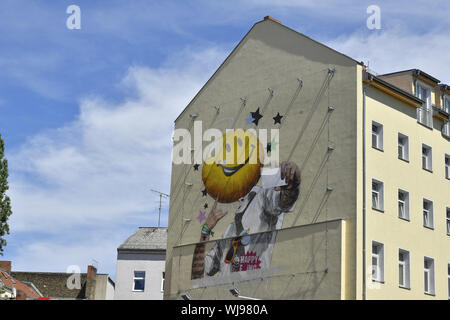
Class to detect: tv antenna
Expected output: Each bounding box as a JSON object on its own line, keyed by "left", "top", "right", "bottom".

{"left": 151, "top": 189, "right": 169, "bottom": 227}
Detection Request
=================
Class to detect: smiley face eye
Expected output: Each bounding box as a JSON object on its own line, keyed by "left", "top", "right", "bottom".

{"left": 237, "top": 138, "right": 243, "bottom": 147}
{"left": 226, "top": 143, "right": 231, "bottom": 152}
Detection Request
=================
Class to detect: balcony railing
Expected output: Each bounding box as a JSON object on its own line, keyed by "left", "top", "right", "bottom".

{"left": 417, "top": 107, "right": 433, "bottom": 128}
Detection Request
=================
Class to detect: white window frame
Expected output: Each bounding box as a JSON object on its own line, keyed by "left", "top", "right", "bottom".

{"left": 446, "top": 207, "right": 450, "bottom": 236}
{"left": 444, "top": 95, "right": 450, "bottom": 114}
{"left": 422, "top": 144, "right": 433, "bottom": 172}
{"left": 372, "top": 241, "right": 384, "bottom": 282}
{"left": 398, "top": 249, "right": 410, "bottom": 289}
{"left": 416, "top": 80, "right": 432, "bottom": 109}
{"left": 372, "top": 179, "right": 384, "bottom": 211}
{"left": 448, "top": 263, "right": 450, "bottom": 299}
{"left": 445, "top": 154, "right": 450, "bottom": 180}
{"left": 161, "top": 272, "right": 165, "bottom": 293}
{"left": 423, "top": 198, "right": 434, "bottom": 229}
{"left": 424, "top": 257, "right": 435, "bottom": 295}
{"left": 398, "top": 189, "right": 410, "bottom": 220}
{"left": 398, "top": 133, "right": 409, "bottom": 161}
{"left": 132, "top": 271, "right": 146, "bottom": 292}
{"left": 372, "top": 121, "right": 384, "bottom": 150}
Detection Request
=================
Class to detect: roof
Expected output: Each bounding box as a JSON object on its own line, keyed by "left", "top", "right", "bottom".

{"left": 365, "top": 72, "right": 424, "bottom": 105}
{"left": 380, "top": 69, "right": 440, "bottom": 84}
{"left": 118, "top": 227, "right": 167, "bottom": 251}
{"left": 0, "top": 269, "right": 41, "bottom": 299}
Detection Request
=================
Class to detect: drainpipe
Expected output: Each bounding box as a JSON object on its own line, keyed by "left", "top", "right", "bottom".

{"left": 362, "top": 73, "right": 373, "bottom": 300}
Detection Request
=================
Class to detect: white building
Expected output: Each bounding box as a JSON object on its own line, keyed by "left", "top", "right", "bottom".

{"left": 114, "top": 227, "right": 167, "bottom": 300}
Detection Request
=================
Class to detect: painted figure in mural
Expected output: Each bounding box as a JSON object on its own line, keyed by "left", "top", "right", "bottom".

{"left": 191, "top": 159, "right": 301, "bottom": 280}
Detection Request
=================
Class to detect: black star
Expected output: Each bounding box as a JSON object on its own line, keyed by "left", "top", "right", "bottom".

{"left": 193, "top": 163, "right": 200, "bottom": 171}
{"left": 267, "top": 142, "right": 272, "bottom": 153}
{"left": 202, "top": 189, "right": 207, "bottom": 196}
{"left": 251, "top": 108, "right": 263, "bottom": 126}
{"left": 204, "top": 203, "right": 208, "bottom": 209}
{"left": 273, "top": 112, "right": 283, "bottom": 124}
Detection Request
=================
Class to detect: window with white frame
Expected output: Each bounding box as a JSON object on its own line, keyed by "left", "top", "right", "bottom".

{"left": 416, "top": 82, "right": 432, "bottom": 108}
{"left": 161, "top": 272, "right": 165, "bottom": 293}
{"left": 372, "top": 122, "right": 383, "bottom": 150}
{"left": 423, "top": 199, "right": 434, "bottom": 229}
{"left": 133, "top": 271, "right": 146, "bottom": 292}
{"left": 398, "top": 189, "right": 410, "bottom": 220}
{"left": 422, "top": 144, "right": 433, "bottom": 171}
{"left": 424, "top": 257, "right": 435, "bottom": 295}
{"left": 372, "top": 241, "right": 384, "bottom": 282}
{"left": 448, "top": 264, "right": 450, "bottom": 299}
{"left": 446, "top": 208, "right": 450, "bottom": 235}
{"left": 398, "top": 133, "right": 409, "bottom": 161}
{"left": 372, "top": 179, "right": 384, "bottom": 211}
{"left": 444, "top": 95, "right": 450, "bottom": 114}
{"left": 446, "top": 154, "right": 450, "bottom": 179}
{"left": 399, "top": 249, "right": 410, "bottom": 289}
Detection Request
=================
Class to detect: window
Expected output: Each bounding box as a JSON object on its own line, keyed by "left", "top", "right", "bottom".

{"left": 161, "top": 272, "right": 165, "bottom": 293}
{"left": 133, "top": 271, "right": 146, "bottom": 292}
{"left": 372, "top": 122, "right": 383, "bottom": 150}
{"left": 447, "top": 208, "right": 450, "bottom": 235}
{"left": 444, "top": 96, "right": 450, "bottom": 114}
{"left": 446, "top": 154, "right": 450, "bottom": 179}
{"left": 372, "top": 179, "right": 384, "bottom": 211}
{"left": 398, "top": 133, "right": 409, "bottom": 161}
{"left": 448, "top": 264, "right": 450, "bottom": 299}
{"left": 422, "top": 144, "right": 432, "bottom": 171}
{"left": 399, "top": 249, "right": 410, "bottom": 289}
{"left": 372, "top": 242, "right": 384, "bottom": 282}
{"left": 417, "top": 82, "right": 431, "bottom": 108}
{"left": 416, "top": 82, "right": 433, "bottom": 127}
{"left": 398, "top": 189, "right": 410, "bottom": 220}
{"left": 423, "top": 199, "right": 434, "bottom": 229}
{"left": 424, "top": 257, "right": 435, "bottom": 295}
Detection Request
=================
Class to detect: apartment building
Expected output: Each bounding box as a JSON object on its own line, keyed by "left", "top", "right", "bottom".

{"left": 363, "top": 70, "right": 450, "bottom": 299}
{"left": 164, "top": 16, "right": 450, "bottom": 300}
{"left": 114, "top": 227, "right": 167, "bottom": 300}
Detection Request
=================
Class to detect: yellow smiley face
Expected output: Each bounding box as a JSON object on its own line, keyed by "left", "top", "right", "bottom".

{"left": 202, "top": 129, "right": 263, "bottom": 203}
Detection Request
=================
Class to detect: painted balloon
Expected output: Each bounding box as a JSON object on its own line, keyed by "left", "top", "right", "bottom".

{"left": 202, "top": 129, "right": 263, "bottom": 203}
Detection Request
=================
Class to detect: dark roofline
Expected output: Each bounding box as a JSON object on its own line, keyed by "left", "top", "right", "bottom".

{"left": 253, "top": 18, "right": 364, "bottom": 67}
{"left": 117, "top": 248, "right": 166, "bottom": 254}
{"left": 365, "top": 72, "right": 424, "bottom": 105}
{"left": 440, "top": 84, "right": 450, "bottom": 92}
{"left": 173, "top": 17, "right": 363, "bottom": 123}
{"left": 380, "top": 69, "right": 440, "bottom": 84}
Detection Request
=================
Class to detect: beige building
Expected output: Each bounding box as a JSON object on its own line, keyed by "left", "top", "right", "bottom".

{"left": 164, "top": 16, "right": 450, "bottom": 300}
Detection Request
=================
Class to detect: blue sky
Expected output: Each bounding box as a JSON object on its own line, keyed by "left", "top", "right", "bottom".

{"left": 0, "top": 1, "right": 449, "bottom": 280}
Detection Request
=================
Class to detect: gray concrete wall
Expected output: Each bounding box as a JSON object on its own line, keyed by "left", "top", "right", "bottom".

{"left": 165, "top": 19, "right": 359, "bottom": 299}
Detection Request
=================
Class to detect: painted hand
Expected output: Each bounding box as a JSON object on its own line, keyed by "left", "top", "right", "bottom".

{"left": 205, "top": 198, "right": 228, "bottom": 230}
{"left": 280, "top": 161, "right": 301, "bottom": 188}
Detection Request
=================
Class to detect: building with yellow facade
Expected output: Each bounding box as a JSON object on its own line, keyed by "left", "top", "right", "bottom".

{"left": 164, "top": 17, "right": 450, "bottom": 300}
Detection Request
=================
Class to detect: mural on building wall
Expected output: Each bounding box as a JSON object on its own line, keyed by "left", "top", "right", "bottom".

{"left": 191, "top": 129, "right": 301, "bottom": 282}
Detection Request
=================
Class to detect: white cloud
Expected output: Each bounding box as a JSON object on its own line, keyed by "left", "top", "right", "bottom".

{"left": 324, "top": 26, "right": 450, "bottom": 84}
{"left": 5, "top": 46, "right": 226, "bottom": 276}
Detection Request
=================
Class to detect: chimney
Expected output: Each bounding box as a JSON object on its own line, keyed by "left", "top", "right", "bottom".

{"left": 85, "top": 265, "right": 97, "bottom": 300}
{"left": 264, "top": 16, "right": 282, "bottom": 24}
{"left": 0, "top": 261, "right": 11, "bottom": 273}
{"left": 87, "top": 265, "right": 97, "bottom": 280}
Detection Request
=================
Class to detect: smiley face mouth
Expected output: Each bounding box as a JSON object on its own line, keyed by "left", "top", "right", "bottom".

{"left": 217, "top": 144, "right": 255, "bottom": 177}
